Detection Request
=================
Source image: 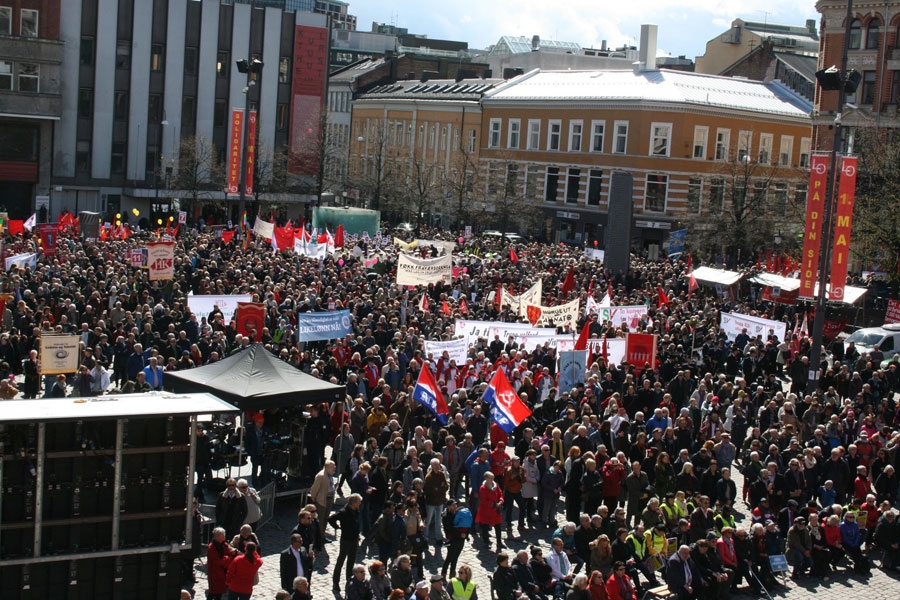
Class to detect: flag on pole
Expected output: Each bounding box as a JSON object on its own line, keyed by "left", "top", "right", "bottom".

{"left": 657, "top": 286, "right": 669, "bottom": 308}
{"left": 688, "top": 272, "right": 699, "bottom": 298}
{"left": 599, "top": 293, "right": 611, "bottom": 308}
{"left": 601, "top": 336, "right": 609, "bottom": 363}
{"left": 23, "top": 213, "right": 36, "bottom": 232}
{"left": 459, "top": 297, "right": 469, "bottom": 314}
{"left": 419, "top": 294, "right": 430, "bottom": 313}
{"left": 800, "top": 314, "right": 808, "bottom": 337}
{"left": 412, "top": 364, "right": 449, "bottom": 425}
{"left": 442, "top": 300, "right": 451, "bottom": 316}
{"left": 561, "top": 267, "right": 575, "bottom": 297}
{"left": 334, "top": 225, "right": 345, "bottom": 248}
{"left": 482, "top": 368, "right": 532, "bottom": 434}
{"left": 510, "top": 247, "right": 519, "bottom": 264}
{"left": 495, "top": 283, "right": 502, "bottom": 310}
{"left": 574, "top": 318, "right": 591, "bottom": 351}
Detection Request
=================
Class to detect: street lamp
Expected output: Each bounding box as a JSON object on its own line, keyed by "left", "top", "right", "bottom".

{"left": 774, "top": 230, "right": 782, "bottom": 247}
{"left": 236, "top": 58, "right": 263, "bottom": 232}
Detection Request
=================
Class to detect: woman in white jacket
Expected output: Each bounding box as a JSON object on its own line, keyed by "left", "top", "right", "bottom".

{"left": 522, "top": 449, "right": 540, "bottom": 528}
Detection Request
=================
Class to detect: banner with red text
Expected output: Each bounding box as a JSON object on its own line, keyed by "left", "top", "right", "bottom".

{"left": 885, "top": 299, "right": 900, "bottom": 324}
{"left": 146, "top": 241, "right": 175, "bottom": 280}
{"left": 244, "top": 110, "right": 257, "bottom": 196}
{"left": 227, "top": 110, "right": 244, "bottom": 195}
{"left": 829, "top": 156, "right": 858, "bottom": 301}
{"left": 37, "top": 223, "right": 58, "bottom": 256}
{"left": 799, "top": 154, "right": 830, "bottom": 298}
{"left": 235, "top": 301, "right": 267, "bottom": 339}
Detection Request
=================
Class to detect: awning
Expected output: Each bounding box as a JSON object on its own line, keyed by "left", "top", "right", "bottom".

{"left": 690, "top": 266, "right": 744, "bottom": 286}
{"left": 748, "top": 271, "right": 868, "bottom": 305}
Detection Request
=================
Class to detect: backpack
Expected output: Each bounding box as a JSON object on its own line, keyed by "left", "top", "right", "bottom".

{"left": 454, "top": 508, "right": 474, "bottom": 529}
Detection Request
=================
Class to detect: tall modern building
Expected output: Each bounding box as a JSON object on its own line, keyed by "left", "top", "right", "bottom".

{"left": 2, "top": 0, "right": 330, "bottom": 224}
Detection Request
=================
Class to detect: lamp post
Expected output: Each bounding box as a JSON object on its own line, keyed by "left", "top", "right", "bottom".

{"left": 806, "top": 0, "right": 858, "bottom": 395}
{"left": 236, "top": 58, "right": 263, "bottom": 232}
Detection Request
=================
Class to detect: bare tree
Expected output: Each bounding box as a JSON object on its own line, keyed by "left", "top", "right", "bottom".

{"left": 403, "top": 154, "right": 440, "bottom": 234}
{"left": 171, "top": 134, "right": 225, "bottom": 218}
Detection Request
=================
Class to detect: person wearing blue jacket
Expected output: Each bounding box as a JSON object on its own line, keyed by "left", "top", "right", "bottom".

{"left": 839, "top": 512, "right": 870, "bottom": 574}
{"left": 467, "top": 447, "right": 491, "bottom": 519}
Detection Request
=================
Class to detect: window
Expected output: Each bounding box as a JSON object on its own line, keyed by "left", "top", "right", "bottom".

{"left": 693, "top": 126, "right": 708, "bottom": 159}
{"left": 148, "top": 94, "right": 162, "bottom": 123}
{"left": 861, "top": 70, "right": 876, "bottom": 104}
{"left": 525, "top": 166, "right": 540, "bottom": 199}
{"left": 687, "top": 177, "right": 702, "bottom": 214}
{"left": 0, "top": 7, "right": 10, "bottom": 35}
{"left": 145, "top": 148, "right": 158, "bottom": 177}
{"left": 779, "top": 135, "right": 793, "bottom": 166}
{"left": 214, "top": 100, "right": 226, "bottom": 127}
{"left": 715, "top": 128, "right": 730, "bottom": 161}
{"left": 758, "top": 133, "right": 773, "bottom": 164}
{"left": 116, "top": 41, "right": 130, "bottom": 69}
{"left": 753, "top": 181, "right": 768, "bottom": 205}
{"left": 78, "top": 88, "right": 93, "bottom": 118}
{"left": 566, "top": 168, "right": 581, "bottom": 203}
{"left": 548, "top": 120, "right": 561, "bottom": 151}
{"left": 649, "top": 122, "right": 671, "bottom": 156}
{"left": 773, "top": 183, "right": 788, "bottom": 217}
{"left": 277, "top": 57, "right": 290, "bottom": 83}
{"left": 892, "top": 71, "right": 900, "bottom": 105}
{"left": 80, "top": 37, "right": 95, "bottom": 66}
{"left": 182, "top": 96, "right": 196, "bottom": 125}
{"left": 150, "top": 44, "right": 164, "bottom": 72}
{"left": 644, "top": 174, "right": 668, "bottom": 212}
{"left": 527, "top": 119, "right": 540, "bottom": 150}
{"left": 487, "top": 163, "right": 502, "bottom": 195}
{"left": 799, "top": 137, "right": 811, "bottom": 168}
{"left": 709, "top": 178, "right": 724, "bottom": 212}
{"left": 20, "top": 9, "right": 37, "bottom": 38}
{"left": 588, "top": 169, "right": 602, "bottom": 205}
{"left": 867, "top": 19, "right": 881, "bottom": 50}
{"left": 18, "top": 63, "right": 38, "bottom": 92}
{"left": 590, "top": 120, "right": 605, "bottom": 152}
{"left": 184, "top": 47, "right": 198, "bottom": 76}
{"left": 507, "top": 119, "right": 520, "bottom": 149}
{"left": 111, "top": 142, "right": 125, "bottom": 174}
{"left": 0, "top": 60, "right": 11, "bottom": 91}
{"left": 114, "top": 91, "right": 128, "bottom": 121}
{"left": 737, "top": 130, "right": 752, "bottom": 162}
{"left": 545, "top": 167, "right": 560, "bottom": 202}
{"left": 506, "top": 163, "right": 519, "bottom": 197}
{"left": 794, "top": 183, "right": 807, "bottom": 206}
{"left": 76, "top": 141, "right": 91, "bottom": 173}
{"left": 611, "top": 121, "right": 628, "bottom": 154}
{"left": 488, "top": 118, "right": 501, "bottom": 148}
{"left": 849, "top": 19, "right": 862, "bottom": 49}
{"left": 217, "top": 51, "right": 229, "bottom": 77}
{"left": 468, "top": 129, "right": 476, "bottom": 153}
{"left": 569, "top": 120, "right": 583, "bottom": 152}
{"left": 441, "top": 126, "right": 447, "bottom": 151}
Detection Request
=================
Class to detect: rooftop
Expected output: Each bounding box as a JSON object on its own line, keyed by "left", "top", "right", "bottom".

{"left": 488, "top": 36, "right": 583, "bottom": 56}
{"left": 357, "top": 78, "right": 504, "bottom": 101}
{"left": 483, "top": 68, "right": 812, "bottom": 119}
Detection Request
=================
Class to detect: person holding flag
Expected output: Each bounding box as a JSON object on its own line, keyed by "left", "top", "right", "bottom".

{"left": 411, "top": 361, "right": 450, "bottom": 426}
{"left": 482, "top": 368, "right": 533, "bottom": 438}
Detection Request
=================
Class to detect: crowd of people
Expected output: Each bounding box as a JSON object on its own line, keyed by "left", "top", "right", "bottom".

{"left": 2, "top": 222, "right": 899, "bottom": 600}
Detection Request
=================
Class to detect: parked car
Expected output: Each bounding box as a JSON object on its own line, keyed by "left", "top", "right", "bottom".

{"left": 844, "top": 323, "right": 900, "bottom": 361}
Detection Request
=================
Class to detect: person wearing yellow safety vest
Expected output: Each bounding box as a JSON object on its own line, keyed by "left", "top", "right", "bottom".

{"left": 644, "top": 523, "right": 670, "bottom": 560}
{"left": 624, "top": 525, "right": 661, "bottom": 590}
{"left": 713, "top": 505, "right": 736, "bottom": 534}
{"left": 450, "top": 565, "right": 478, "bottom": 600}
{"left": 660, "top": 493, "right": 686, "bottom": 532}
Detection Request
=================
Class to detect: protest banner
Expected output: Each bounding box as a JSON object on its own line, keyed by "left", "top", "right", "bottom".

{"left": 146, "top": 241, "right": 175, "bottom": 280}
{"left": 295, "top": 310, "right": 353, "bottom": 342}
{"left": 720, "top": 312, "right": 788, "bottom": 343}
{"left": 396, "top": 253, "right": 453, "bottom": 286}
{"left": 558, "top": 350, "right": 588, "bottom": 392}
{"left": 40, "top": 334, "right": 81, "bottom": 374}
{"left": 37, "top": 223, "right": 58, "bottom": 256}
{"left": 187, "top": 294, "right": 252, "bottom": 324}
{"left": 501, "top": 280, "right": 543, "bottom": 317}
{"left": 524, "top": 298, "right": 580, "bottom": 329}
{"left": 4, "top": 252, "right": 37, "bottom": 272}
{"left": 885, "top": 299, "right": 900, "bottom": 325}
{"left": 558, "top": 337, "right": 628, "bottom": 365}
{"left": 586, "top": 304, "right": 650, "bottom": 329}
{"left": 625, "top": 333, "right": 658, "bottom": 374}
{"left": 423, "top": 338, "right": 469, "bottom": 365}
{"left": 455, "top": 319, "right": 555, "bottom": 343}
{"left": 235, "top": 302, "right": 267, "bottom": 338}
{"left": 252, "top": 217, "right": 274, "bottom": 240}
{"left": 417, "top": 239, "right": 456, "bottom": 255}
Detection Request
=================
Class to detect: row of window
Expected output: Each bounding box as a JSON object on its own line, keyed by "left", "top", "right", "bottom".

{"left": 848, "top": 19, "right": 882, "bottom": 51}
{"left": 0, "top": 7, "right": 38, "bottom": 38}
{"left": 0, "top": 60, "right": 38, "bottom": 92}
{"left": 487, "top": 118, "right": 811, "bottom": 166}
{"left": 356, "top": 119, "right": 478, "bottom": 155}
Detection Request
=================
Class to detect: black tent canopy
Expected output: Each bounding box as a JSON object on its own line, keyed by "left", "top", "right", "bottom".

{"left": 166, "top": 343, "right": 344, "bottom": 410}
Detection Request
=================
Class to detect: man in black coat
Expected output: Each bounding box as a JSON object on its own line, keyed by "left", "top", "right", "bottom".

{"left": 667, "top": 545, "right": 699, "bottom": 600}
{"left": 329, "top": 493, "right": 362, "bottom": 592}
{"left": 514, "top": 549, "right": 546, "bottom": 600}
{"left": 493, "top": 553, "right": 521, "bottom": 600}
{"left": 280, "top": 533, "right": 313, "bottom": 592}
{"left": 215, "top": 478, "right": 248, "bottom": 538}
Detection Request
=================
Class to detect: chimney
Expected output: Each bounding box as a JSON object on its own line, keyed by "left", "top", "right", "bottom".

{"left": 806, "top": 19, "right": 817, "bottom": 36}
{"left": 601, "top": 40, "right": 607, "bottom": 52}
{"left": 531, "top": 35, "right": 540, "bottom": 52}
{"left": 638, "top": 24, "right": 657, "bottom": 71}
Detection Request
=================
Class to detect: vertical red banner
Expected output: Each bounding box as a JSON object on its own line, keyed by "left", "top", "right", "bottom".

{"left": 829, "top": 156, "right": 858, "bottom": 301}
{"left": 799, "top": 154, "right": 830, "bottom": 298}
{"left": 227, "top": 110, "right": 244, "bottom": 195}
{"left": 289, "top": 25, "right": 328, "bottom": 175}
{"left": 244, "top": 110, "right": 257, "bottom": 196}
{"left": 37, "top": 223, "right": 58, "bottom": 256}
{"left": 625, "top": 333, "right": 657, "bottom": 375}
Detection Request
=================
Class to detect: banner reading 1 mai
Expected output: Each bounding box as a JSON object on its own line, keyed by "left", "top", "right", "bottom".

{"left": 829, "top": 156, "right": 858, "bottom": 301}
{"left": 799, "top": 154, "right": 830, "bottom": 299}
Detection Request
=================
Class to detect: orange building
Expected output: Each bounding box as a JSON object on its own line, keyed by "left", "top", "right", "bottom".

{"left": 480, "top": 65, "right": 813, "bottom": 249}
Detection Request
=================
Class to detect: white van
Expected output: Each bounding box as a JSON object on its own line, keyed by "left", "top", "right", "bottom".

{"left": 844, "top": 323, "right": 900, "bottom": 360}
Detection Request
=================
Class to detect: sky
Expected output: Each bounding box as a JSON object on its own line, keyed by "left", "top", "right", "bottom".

{"left": 352, "top": 0, "right": 819, "bottom": 59}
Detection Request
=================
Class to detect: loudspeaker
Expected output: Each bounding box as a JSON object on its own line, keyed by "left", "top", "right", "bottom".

{"left": 604, "top": 171, "right": 634, "bottom": 275}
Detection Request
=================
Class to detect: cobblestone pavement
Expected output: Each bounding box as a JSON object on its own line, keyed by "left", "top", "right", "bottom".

{"left": 188, "top": 466, "right": 900, "bottom": 600}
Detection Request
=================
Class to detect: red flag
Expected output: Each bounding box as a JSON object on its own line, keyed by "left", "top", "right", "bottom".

{"left": 495, "top": 283, "right": 503, "bottom": 310}
{"left": 561, "top": 267, "right": 575, "bottom": 297}
{"left": 222, "top": 230, "right": 235, "bottom": 244}
{"left": 412, "top": 364, "right": 450, "bottom": 424}
{"left": 235, "top": 302, "right": 266, "bottom": 339}
{"left": 7, "top": 220, "right": 24, "bottom": 236}
{"left": 601, "top": 336, "right": 609, "bottom": 363}
{"left": 607, "top": 281, "right": 614, "bottom": 301}
{"left": 317, "top": 233, "right": 328, "bottom": 245}
{"left": 335, "top": 224, "right": 345, "bottom": 248}
{"left": 442, "top": 300, "right": 451, "bottom": 315}
{"left": 419, "top": 294, "right": 430, "bottom": 313}
{"left": 685, "top": 253, "right": 692, "bottom": 274}
{"left": 173, "top": 223, "right": 181, "bottom": 238}
{"left": 574, "top": 319, "right": 591, "bottom": 351}
{"left": 510, "top": 247, "right": 519, "bottom": 263}
{"left": 688, "top": 272, "right": 699, "bottom": 298}
{"left": 274, "top": 224, "right": 295, "bottom": 251}
{"left": 459, "top": 297, "right": 469, "bottom": 314}
{"left": 657, "top": 286, "right": 669, "bottom": 308}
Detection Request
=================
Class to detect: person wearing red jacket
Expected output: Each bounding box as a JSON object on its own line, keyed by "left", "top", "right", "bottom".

{"left": 605, "top": 561, "right": 637, "bottom": 600}
{"left": 475, "top": 471, "right": 505, "bottom": 551}
{"left": 601, "top": 459, "right": 627, "bottom": 509}
{"left": 226, "top": 542, "right": 264, "bottom": 600}
{"left": 206, "top": 527, "right": 235, "bottom": 600}
{"left": 853, "top": 465, "right": 872, "bottom": 501}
